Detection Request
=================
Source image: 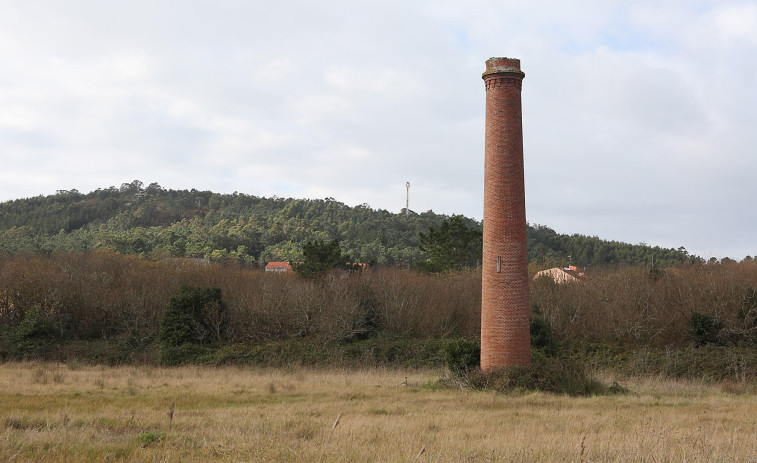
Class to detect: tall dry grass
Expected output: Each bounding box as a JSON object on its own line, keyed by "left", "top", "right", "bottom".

{"left": 1, "top": 362, "right": 756, "bottom": 462}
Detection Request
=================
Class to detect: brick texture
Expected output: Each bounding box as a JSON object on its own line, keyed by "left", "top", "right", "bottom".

{"left": 481, "top": 57, "right": 531, "bottom": 369}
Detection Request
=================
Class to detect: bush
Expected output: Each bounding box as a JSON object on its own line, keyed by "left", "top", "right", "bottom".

{"left": 443, "top": 338, "right": 480, "bottom": 374}
{"left": 690, "top": 311, "right": 725, "bottom": 347}
{"left": 13, "top": 305, "right": 63, "bottom": 359}
{"left": 443, "top": 307, "right": 560, "bottom": 377}
{"left": 530, "top": 304, "right": 558, "bottom": 355}
{"left": 158, "top": 285, "right": 227, "bottom": 349}
{"left": 159, "top": 343, "right": 210, "bottom": 366}
{"left": 462, "top": 353, "right": 619, "bottom": 396}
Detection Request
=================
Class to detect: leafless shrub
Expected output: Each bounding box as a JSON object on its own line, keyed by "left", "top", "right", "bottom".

{"left": 531, "top": 261, "right": 757, "bottom": 346}
{"left": 1, "top": 252, "right": 756, "bottom": 348}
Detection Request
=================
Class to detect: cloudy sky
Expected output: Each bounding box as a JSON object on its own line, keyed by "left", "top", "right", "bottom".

{"left": 1, "top": 1, "right": 755, "bottom": 259}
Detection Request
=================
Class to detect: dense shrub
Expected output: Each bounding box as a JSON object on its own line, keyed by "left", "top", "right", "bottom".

{"left": 564, "top": 343, "right": 757, "bottom": 382}
{"left": 155, "top": 336, "right": 447, "bottom": 368}
{"left": 530, "top": 304, "right": 557, "bottom": 355}
{"left": 457, "top": 353, "right": 620, "bottom": 396}
{"left": 159, "top": 343, "right": 208, "bottom": 366}
{"left": 443, "top": 338, "right": 480, "bottom": 374}
{"left": 159, "top": 285, "right": 227, "bottom": 348}
{"left": 12, "top": 305, "right": 63, "bottom": 358}
{"left": 690, "top": 311, "right": 725, "bottom": 347}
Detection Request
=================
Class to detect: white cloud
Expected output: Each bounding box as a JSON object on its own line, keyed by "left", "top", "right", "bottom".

{"left": 714, "top": 3, "right": 757, "bottom": 45}
{"left": 0, "top": 0, "right": 755, "bottom": 258}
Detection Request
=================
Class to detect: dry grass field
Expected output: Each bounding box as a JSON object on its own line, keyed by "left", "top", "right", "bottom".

{"left": 1, "top": 362, "right": 756, "bottom": 462}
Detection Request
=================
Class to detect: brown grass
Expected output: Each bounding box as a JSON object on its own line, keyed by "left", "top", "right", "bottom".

{"left": 1, "top": 362, "right": 756, "bottom": 462}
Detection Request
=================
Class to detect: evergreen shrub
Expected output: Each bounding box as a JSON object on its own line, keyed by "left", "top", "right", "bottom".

{"left": 159, "top": 285, "right": 227, "bottom": 349}
{"left": 690, "top": 311, "right": 725, "bottom": 347}
{"left": 13, "top": 305, "right": 62, "bottom": 358}
{"left": 443, "top": 338, "right": 480, "bottom": 374}
{"left": 530, "top": 304, "right": 558, "bottom": 356}
{"left": 462, "top": 353, "right": 621, "bottom": 396}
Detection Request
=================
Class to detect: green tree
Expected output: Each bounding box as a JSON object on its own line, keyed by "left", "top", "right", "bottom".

{"left": 291, "top": 239, "right": 354, "bottom": 277}
{"left": 415, "top": 216, "right": 482, "bottom": 272}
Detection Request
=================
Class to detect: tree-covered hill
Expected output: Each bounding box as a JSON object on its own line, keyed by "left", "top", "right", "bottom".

{"left": 0, "top": 180, "right": 699, "bottom": 267}
{"left": 527, "top": 224, "right": 701, "bottom": 268}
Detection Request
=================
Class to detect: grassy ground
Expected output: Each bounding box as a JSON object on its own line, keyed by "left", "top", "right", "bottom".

{"left": 1, "top": 362, "right": 756, "bottom": 462}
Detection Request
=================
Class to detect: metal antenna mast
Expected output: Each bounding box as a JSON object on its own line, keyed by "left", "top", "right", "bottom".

{"left": 405, "top": 182, "right": 410, "bottom": 219}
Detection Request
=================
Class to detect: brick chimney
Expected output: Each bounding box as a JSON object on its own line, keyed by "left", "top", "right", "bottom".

{"left": 481, "top": 57, "right": 531, "bottom": 369}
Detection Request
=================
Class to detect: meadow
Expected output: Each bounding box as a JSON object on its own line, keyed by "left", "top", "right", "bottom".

{"left": 2, "top": 362, "right": 756, "bottom": 462}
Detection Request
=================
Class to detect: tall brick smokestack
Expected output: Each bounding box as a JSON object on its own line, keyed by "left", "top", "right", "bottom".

{"left": 481, "top": 57, "right": 530, "bottom": 369}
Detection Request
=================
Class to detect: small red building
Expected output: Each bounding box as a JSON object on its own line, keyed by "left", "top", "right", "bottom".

{"left": 264, "top": 261, "right": 292, "bottom": 273}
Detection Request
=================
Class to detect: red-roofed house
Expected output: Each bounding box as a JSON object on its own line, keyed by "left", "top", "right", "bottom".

{"left": 265, "top": 261, "right": 293, "bottom": 273}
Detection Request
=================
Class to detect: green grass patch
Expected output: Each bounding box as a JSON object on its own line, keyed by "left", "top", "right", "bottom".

{"left": 135, "top": 431, "right": 163, "bottom": 448}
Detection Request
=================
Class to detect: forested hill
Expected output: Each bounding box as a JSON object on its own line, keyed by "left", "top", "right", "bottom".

{"left": 0, "top": 180, "right": 698, "bottom": 267}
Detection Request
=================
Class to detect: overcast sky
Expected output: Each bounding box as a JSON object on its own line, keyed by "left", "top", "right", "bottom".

{"left": 1, "top": 1, "right": 755, "bottom": 259}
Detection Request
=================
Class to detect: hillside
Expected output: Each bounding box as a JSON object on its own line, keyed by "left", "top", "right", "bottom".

{"left": 0, "top": 180, "right": 698, "bottom": 267}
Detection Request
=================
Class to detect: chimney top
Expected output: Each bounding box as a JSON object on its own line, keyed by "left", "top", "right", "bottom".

{"left": 483, "top": 57, "right": 525, "bottom": 78}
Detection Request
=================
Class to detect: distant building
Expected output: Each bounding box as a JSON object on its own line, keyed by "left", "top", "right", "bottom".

{"left": 534, "top": 265, "right": 585, "bottom": 284}
{"left": 265, "top": 261, "right": 293, "bottom": 273}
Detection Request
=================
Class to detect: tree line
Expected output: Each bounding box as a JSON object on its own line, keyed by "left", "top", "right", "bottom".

{"left": 0, "top": 180, "right": 701, "bottom": 268}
